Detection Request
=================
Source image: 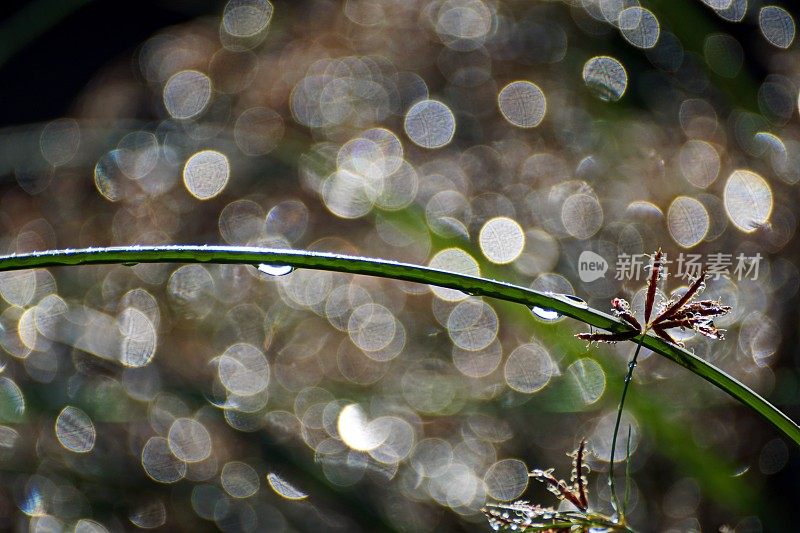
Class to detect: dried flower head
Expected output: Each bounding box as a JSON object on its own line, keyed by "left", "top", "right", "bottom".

{"left": 482, "top": 439, "right": 623, "bottom": 532}
{"left": 529, "top": 439, "right": 589, "bottom": 512}
{"left": 577, "top": 249, "right": 731, "bottom": 347}
{"left": 482, "top": 501, "right": 560, "bottom": 532}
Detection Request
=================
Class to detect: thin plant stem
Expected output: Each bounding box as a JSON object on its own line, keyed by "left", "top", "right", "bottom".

{"left": 609, "top": 339, "right": 644, "bottom": 521}
{"left": 0, "top": 245, "right": 797, "bottom": 446}
{"left": 624, "top": 425, "right": 633, "bottom": 516}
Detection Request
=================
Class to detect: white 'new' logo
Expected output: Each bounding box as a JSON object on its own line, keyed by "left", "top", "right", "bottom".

{"left": 578, "top": 251, "right": 608, "bottom": 282}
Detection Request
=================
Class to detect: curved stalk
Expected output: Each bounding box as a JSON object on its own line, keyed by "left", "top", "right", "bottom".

{"left": 0, "top": 245, "right": 797, "bottom": 446}
{"left": 609, "top": 340, "right": 644, "bottom": 522}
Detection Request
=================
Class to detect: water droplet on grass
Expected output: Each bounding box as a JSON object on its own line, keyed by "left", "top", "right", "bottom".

{"left": 257, "top": 263, "right": 294, "bottom": 276}
{"left": 557, "top": 294, "right": 588, "bottom": 309}
{"left": 530, "top": 306, "right": 561, "bottom": 321}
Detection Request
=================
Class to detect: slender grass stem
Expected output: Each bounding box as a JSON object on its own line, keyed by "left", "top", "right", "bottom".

{"left": 0, "top": 245, "right": 797, "bottom": 446}
{"left": 609, "top": 340, "right": 644, "bottom": 521}
{"left": 624, "top": 425, "right": 633, "bottom": 516}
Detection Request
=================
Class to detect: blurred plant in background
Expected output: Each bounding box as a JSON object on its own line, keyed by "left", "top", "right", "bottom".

{"left": 0, "top": 0, "right": 798, "bottom": 531}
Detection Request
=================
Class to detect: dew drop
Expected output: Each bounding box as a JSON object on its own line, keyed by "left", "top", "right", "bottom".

{"left": 618, "top": 7, "right": 660, "bottom": 50}
{"left": 163, "top": 70, "right": 211, "bottom": 120}
{"left": 20, "top": 486, "right": 42, "bottom": 516}
{"left": 530, "top": 306, "right": 561, "bottom": 321}
{"left": 267, "top": 472, "right": 308, "bottom": 500}
{"left": 732, "top": 465, "right": 750, "bottom": 477}
{"left": 484, "top": 458, "right": 529, "bottom": 501}
{"left": 55, "top": 406, "right": 96, "bottom": 453}
{"left": 257, "top": 263, "right": 294, "bottom": 276}
{"left": 497, "top": 81, "right": 546, "bottom": 128}
{"left": 759, "top": 6, "right": 795, "bottom": 49}
{"left": 557, "top": 294, "right": 588, "bottom": 309}
{"left": 404, "top": 99, "right": 456, "bottom": 149}
{"left": 583, "top": 56, "right": 628, "bottom": 102}
{"left": 183, "top": 150, "right": 230, "bottom": 200}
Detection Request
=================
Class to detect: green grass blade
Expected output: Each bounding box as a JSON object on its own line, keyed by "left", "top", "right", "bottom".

{"left": 0, "top": 245, "right": 797, "bottom": 445}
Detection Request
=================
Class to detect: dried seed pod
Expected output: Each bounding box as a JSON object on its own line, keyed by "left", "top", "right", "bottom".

{"left": 644, "top": 249, "right": 663, "bottom": 324}
{"left": 577, "top": 250, "right": 730, "bottom": 348}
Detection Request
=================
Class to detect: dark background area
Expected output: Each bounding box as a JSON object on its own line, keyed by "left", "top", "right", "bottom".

{"left": 0, "top": 0, "right": 218, "bottom": 125}
{"left": 0, "top": 0, "right": 791, "bottom": 124}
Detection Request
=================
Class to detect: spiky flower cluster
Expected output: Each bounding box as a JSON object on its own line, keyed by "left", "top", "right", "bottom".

{"left": 577, "top": 249, "right": 731, "bottom": 347}
{"left": 482, "top": 440, "right": 615, "bottom": 532}
{"left": 482, "top": 501, "right": 561, "bottom": 532}
{"left": 530, "top": 439, "right": 589, "bottom": 512}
